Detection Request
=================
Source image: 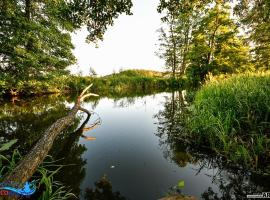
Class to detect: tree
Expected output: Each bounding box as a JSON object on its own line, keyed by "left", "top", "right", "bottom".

{"left": 157, "top": 0, "right": 184, "bottom": 79}
{"left": 3, "top": 84, "right": 97, "bottom": 185}
{"left": 234, "top": 0, "right": 270, "bottom": 70}
{"left": 0, "top": 0, "right": 132, "bottom": 82}
{"left": 89, "top": 67, "right": 97, "bottom": 77}
{"left": 156, "top": 26, "right": 180, "bottom": 79}
{"left": 156, "top": 0, "right": 254, "bottom": 86}
{"left": 157, "top": 0, "right": 208, "bottom": 78}
{"left": 187, "top": 1, "right": 251, "bottom": 83}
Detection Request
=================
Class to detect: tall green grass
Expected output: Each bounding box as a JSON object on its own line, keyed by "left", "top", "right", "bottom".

{"left": 37, "top": 164, "right": 76, "bottom": 200}
{"left": 186, "top": 72, "right": 270, "bottom": 170}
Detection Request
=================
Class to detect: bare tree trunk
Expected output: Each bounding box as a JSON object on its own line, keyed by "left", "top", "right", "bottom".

{"left": 181, "top": 21, "right": 191, "bottom": 75}
{"left": 3, "top": 85, "right": 98, "bottom": 186}
{"left": 25, "top": 0, "right": 31, "bottom": 20}
{"left": 171, "top": 27, "right": 177, "bottom": 79}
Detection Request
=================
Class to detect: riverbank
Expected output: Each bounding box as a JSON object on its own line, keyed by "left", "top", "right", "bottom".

{"left": 184, "top": 71, "right": 270, "bottom": 172}
{"left": 0, "top": 69, "right": 184, "bottom": 98}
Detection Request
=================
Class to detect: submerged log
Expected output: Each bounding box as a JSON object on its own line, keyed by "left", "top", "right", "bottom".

{"left": 3, "top": 84, "right": 98, "bottom": 186}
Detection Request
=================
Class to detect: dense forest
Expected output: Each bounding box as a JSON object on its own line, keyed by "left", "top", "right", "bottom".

{"left": 156, "top": 0, "right": 270, "bottom": 173}
{"left": 1, "top": 0, "right": 269, "bottom": 92}
{"left": 156, "top": 0, "right": 269, "bottom": 82}
{"left": 0, "top": 0, "right": 270, "bottom": 199}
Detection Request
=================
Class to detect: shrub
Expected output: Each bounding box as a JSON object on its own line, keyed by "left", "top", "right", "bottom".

{"left": 0, "top": 70, "right": 184, "bottom": 97}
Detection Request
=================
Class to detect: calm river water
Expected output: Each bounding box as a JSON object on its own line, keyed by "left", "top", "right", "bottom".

{"left": 1, "top": 92, "right": 269, "bottom": 199}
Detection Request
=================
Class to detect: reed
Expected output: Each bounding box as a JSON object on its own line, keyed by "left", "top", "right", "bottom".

{"left": 186, "top": 72, "right": 270, "bottom": 170}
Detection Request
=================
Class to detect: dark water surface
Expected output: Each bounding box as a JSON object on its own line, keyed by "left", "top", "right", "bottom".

{"left": 1, "top": 92, "right": 270, "bottom": 199}
{"left": 78, "top": 93, "right": 219, "bottom": 200}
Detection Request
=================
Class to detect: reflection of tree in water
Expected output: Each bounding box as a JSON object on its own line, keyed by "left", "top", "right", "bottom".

{"left": 113, "top": 97, "right": 137, "bottom": 108}
{"left": 154, "top": 91, "right": 270, "bottom": 200}
{"left": 200, "top": 167, "right": 270, "bottom": 200}
{"left": 51, "top": 107, "right": 101, "bottom": 197}
{"left": 154, "top": 91, "right": 193, "bottom": 167}
{"left": 0, "top": 95, "right": 101, "bottom": 198}
{"left": 0, "top": 95, "right": 79, "bottom": 154}
{"left": 87, "top": 98, "right": 100, "bottom": 110}
{"left": 84, "top": 176, "right": 127, "bottom": 200}
{"left": 50, "top": 124, "right": 87, "bottom": 197}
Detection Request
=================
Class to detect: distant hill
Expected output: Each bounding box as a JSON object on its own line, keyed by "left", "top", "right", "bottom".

{"left": 103, "top": 69, "right": 168, "bottom": 78}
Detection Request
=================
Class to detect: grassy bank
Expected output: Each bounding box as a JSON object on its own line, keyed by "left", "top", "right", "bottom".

{"left": 185, "top": 72, "right": 270, "bottom": 171}
{"left": 0, "top": 70, "right": 183, "bottom": 98}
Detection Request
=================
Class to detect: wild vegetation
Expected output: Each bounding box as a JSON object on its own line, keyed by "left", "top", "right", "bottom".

{"left": 0, "top": 140, "right": 76, "bottom": 199}
{"left": 0, "top": 69, "right": 182, "bottom": 98}
{"left": 156, "top": 0, "right": 270, "bottom": 173}
{"left": 0, "top": 0, "right": 132, "bottom": 86}
{"left": 157, "top": 0, "right": 269, "bottom": 84}
{"left": 185, "top": 72, "right": 270, "bottom": 170}
{"left": 1, "top": 0, "right": 270, "bottom": 199}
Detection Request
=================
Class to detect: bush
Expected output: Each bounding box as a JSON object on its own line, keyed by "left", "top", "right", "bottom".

{"left": 0, "top": 70, "right": 185, "bottom": 97}
{"left": 186, "top": 72, "right": 270, "bottom": 170}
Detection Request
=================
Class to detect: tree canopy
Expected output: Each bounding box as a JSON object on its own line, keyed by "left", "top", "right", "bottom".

{"left": 234, "top": 0, "right": 270, "bottom": 70}
{"left": 157, "top": 0, "right": 269, "bottom": 85}
{"left": 0, "top": 0, "right": 132, "bottom": 82}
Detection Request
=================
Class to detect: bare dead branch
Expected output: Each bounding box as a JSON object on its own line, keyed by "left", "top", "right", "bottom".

{"left": 79, "top": 83, "right": 93, "bottom": 97}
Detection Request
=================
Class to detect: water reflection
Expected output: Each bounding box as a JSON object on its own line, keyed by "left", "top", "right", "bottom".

{"left": 0, "top": 95, "right": 77, "bottom": 154}
{"left": 84, "top": 176, "right": 126, "bottom": 200}
{"left": 51, "top": 112, "right": 90, "bottom": 197}
{"left": 1, "top": 92, "right": 270, "bottom": 199}
{"left": 113, "top": 97, "right": 137, "bottom": 108}
{"left": 0, "top": 95, "right": 89, "bottom": 198}
{"left": 154, "top": 91, "right": 189, "bottom": 163}
{"left": 154, "top": 91, "right": 270, "bottom": 199}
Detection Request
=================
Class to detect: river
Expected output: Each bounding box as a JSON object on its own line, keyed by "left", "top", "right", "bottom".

{"left": 0, "top": 92, "right": 269, "bottom": 199}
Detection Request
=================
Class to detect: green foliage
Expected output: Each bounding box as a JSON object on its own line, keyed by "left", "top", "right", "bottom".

{"left": 187, "top": 2, "right": 251, "bottom": 85}
{"left": 0, "top": 139, "right": 18, "bottom": 152}
{"left": 0, "top": 0, "right": 132, "bottom": 82}
{"left": 157, "top": 0, "right": 201, "bottom": 78}
{"left": 235, "top": 0, "right": 270, "bottom": 70}
{"left": 186, "top": 72, "right": 270, "bottom": 169}
{"left": 157, "top": 1, "right": 257, "bottom": 86}
{"left": 107, "top": 69, "right": 165, "bottom": 78}
{"left": 0, "top": 70, "right": 184, "bottom": 97}
{"left": 91, "top": 74, "right": 181, "bottom": 96}
{"left": 156, "top": 26, "right": 180, "bottom": 78}
{"left": 84, "top": 176, "right": 126, "bottom": 200}
{"left": 0, "top": 148, "right": 76, "bottom": 199}
{"left": 0, "top": 149, "right": 21, "bottom": 179}
{"left": 37, "top": 166, "right": 76, "bottom": 200}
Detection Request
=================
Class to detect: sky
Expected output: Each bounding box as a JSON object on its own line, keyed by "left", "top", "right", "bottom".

{"left": 70, "top": 0, "right": 164, "bottom": 76}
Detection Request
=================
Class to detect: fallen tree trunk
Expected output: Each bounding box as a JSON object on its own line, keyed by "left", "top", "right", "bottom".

{"left": 3, "top": 84, "right": 98, "bottom": 186}
{"left": 54, "top": 107, "right": 101, "bottom": 166}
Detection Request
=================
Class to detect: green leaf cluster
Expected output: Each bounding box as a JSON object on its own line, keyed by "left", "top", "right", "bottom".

{"left": 0, "top": 0, "right": 132, "bottom": 83}
{"left": 157, "top": 0, "right": 270, "bottom": 86}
